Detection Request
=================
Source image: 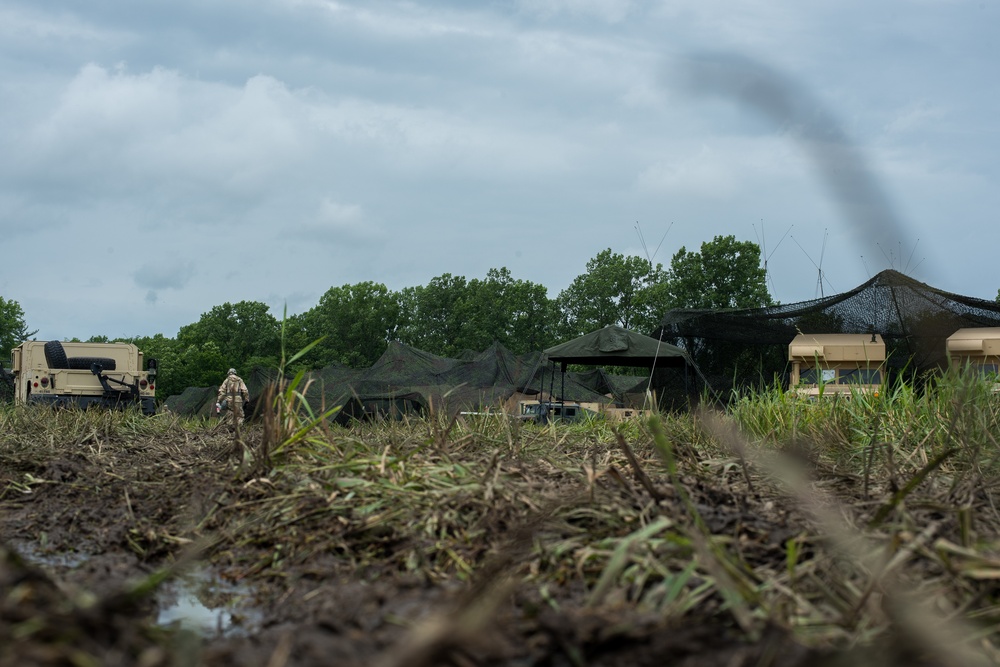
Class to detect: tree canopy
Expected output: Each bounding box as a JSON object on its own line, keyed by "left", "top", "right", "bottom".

{"left": 300, "top": 282, "right": 403, "bottom": 368}
{"left": 664, "top": 235, "right": 773, "bottom": 310}
{"left": 0, "top": 297, "right": 35, "bottom": 363}
{"left": 3, "top": 235, "right": 780, "bottom": 399}
{"left": 556, "top": 249, "right": 665, "bottom": 338}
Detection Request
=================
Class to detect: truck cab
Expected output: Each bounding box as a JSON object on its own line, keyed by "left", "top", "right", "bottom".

{"left": 946, "top": 327, "right": 1000, "bottom": 391}
{"left": 517, "top": 400, "right": 600, "bottom": 424}
{"left": 9, "top": 340, "right": 157, "bottom": 415}
{"left": 788, "top": 333, "right": 885, "bottom": 398}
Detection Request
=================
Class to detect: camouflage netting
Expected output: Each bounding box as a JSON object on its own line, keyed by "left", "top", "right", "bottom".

{"left": 0, "top": 368, "right": 12, "bottom": 403}
{"left": 655, "top": 269, "right": 1000, "bottom": 392}
{"left": 163, "top": 339, "right": 701, "bottom": 421}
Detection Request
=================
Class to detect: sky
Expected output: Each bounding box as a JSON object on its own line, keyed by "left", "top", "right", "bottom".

{"left": 1, "top": 0, "right": 997, "bottom": 342}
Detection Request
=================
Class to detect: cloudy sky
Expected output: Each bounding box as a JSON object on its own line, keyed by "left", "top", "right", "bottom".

{"left": 1, "top": 0, "right": 997, "bottom": 341}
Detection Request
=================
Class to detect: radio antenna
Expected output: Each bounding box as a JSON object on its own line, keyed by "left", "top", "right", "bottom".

{"left": 903, "top": 238, "right": 921, "bottom": 275}
{"left": 860, "top": 255, "right": 872, "bottom": 280}
{"left": 635, "top": 221, "right": 672, "bottom": 265}
{"left": 791, "top": 228, "right": 833, "bottom": 298}
{"left": 753, "top": 220, "right": 792, "bottom": 297}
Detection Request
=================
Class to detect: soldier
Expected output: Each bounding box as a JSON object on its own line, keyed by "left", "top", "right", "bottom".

{"left": 217, "top": 368, "right": 250, "bottom": 427}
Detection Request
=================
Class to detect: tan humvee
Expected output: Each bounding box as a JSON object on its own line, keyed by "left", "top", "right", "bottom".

{"left": 515, "top": 399, "right": 646, "bottom": 423}
{"left": 516, "top": 399, "right": 594, "bottom": 424}
{"left": 788, "top": 333, "right": 885, "bottom": 398}
{"left": 946, "top": 327, "right": 1000, "bottom": 390}
{"left": 9, "top": 340, "right": 157, "bottom": 415}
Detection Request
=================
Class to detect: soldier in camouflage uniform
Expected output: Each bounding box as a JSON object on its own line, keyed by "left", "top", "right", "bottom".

{"left": 217, "top": 368, "right": 250, "bottom": 427}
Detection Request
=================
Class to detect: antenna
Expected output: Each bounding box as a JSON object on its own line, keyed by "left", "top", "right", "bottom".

{"left": 903, "top": 239, "right": 921, "bottom": 275}
{"left": 753, "top": 220, "right": 792, "bottom": 297}
{"left": 874, "top": 239, "right": 922, "bottom": 276}
{"left": 860, "top": 255, "right": 872, "bottom": 280}
{"left": 876, "top": 242, "right": 894, "bottom": 270}
{"left": 791, "top": 229, "right": 834, "bottom": 298}
{"left": 635, "top": 221, "right": 672, "bottom": 265}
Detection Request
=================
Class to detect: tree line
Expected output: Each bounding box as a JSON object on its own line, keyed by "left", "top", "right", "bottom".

{"left": 1, "top": 236, "right": 772, "bottom": 400}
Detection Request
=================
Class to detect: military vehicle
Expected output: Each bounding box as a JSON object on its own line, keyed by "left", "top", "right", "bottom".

{"left": 8, "top": 340, "right": 157, "bottom": 415}
{"left": 788, "top": 333, "right": 885, "bottom": 398}
{"left": 946, "top": 327, "right": 1000, "bottom": 389}
{"left": 517, "top": 400, "right": 595, "bottom": 424}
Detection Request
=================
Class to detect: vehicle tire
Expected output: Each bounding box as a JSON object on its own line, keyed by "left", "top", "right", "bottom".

{"left": 68, "top": 357, "right": 117, "bottom": 371}
{"left": 44, "top": 341, "right": 69, "bottom": 369}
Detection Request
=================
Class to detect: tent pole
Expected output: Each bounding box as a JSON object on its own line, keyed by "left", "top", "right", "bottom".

{"left": 548, "top": 360, "right": 555, "bottom": 403}
{"left": 560, "top": 361, "right": 566, "bottom": 417}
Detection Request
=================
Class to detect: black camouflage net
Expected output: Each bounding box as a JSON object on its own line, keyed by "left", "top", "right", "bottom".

{"left": 0, "top": 368, "right": 13, "bottom": 404}
{"left": 655, "top": 269, "right": 1000, "bottom": 393}
{"left": 163, "top": 341, "right": 699, "bottom": 420}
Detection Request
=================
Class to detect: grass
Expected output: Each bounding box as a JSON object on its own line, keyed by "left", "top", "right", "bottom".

{"left": 2, "top": 369, "right": 1000, "bottom": 663}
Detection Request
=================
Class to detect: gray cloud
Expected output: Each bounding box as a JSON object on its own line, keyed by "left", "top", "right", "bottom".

{"left": 133, "top": 260, "right": 195, "bottom": 291}
{"left": 0, "top": 0, "right": 996, "bottom": 340}
{"left": 666, "top": 52, "right": 913, "bottom": 269}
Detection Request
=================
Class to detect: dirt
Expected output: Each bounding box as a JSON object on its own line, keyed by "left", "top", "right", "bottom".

{"left": 0, "top": 421, "right": 985, "bottom": 666}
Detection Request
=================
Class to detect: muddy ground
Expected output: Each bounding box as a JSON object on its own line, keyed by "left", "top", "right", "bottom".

{"left": 1, "top": 416, "right": 995, "bottom": 666}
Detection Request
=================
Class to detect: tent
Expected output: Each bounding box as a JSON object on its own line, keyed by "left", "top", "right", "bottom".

{"left": 543, "top": 325, "right": 704, "bottom": 409}
{"left": 545, "top": 324, "right": 693, "bottom": 368}
{"left": 163, "top": 340, "right": 656, "bottom": 420}
{"left": 654, "top": 269, "right": 1000, "bottom": 390}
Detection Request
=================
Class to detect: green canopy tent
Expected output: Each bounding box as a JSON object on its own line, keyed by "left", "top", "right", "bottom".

{"left": 543, "top": 325, "right": 703, "bottom": 410}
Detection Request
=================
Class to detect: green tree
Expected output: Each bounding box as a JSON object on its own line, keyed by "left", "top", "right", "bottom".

{"left": 658, "top": 235, "right": 774, "bottom": 380}
{"left": 301, "top": 282, "right": 403, "bottom": 367}
{"left": 176, "top": 301, "right": 281, "bottom": 371}
{"left": 119, "top": 334, "right": 183, "bottom": 398}
{"left": 168, "top": 341, "right": 228, "bottom": 396}
{"left": 397, "top": 274, "right": 470, "bottom": 357}
{"left": 461, "top": 268, "right": 557, "bottom": 353}
{"left": 662, "top": 235, "right": 773, "bottom": 310}
{"left": 0, "top": 297, "right": 36, "bottom": 357}
{"left": 556, "top": 249, "right": 665, "bottom": 338}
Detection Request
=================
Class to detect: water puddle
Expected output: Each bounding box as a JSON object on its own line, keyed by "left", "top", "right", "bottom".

{"left": 155, "top": 568, "right": 260, "bottom": 637}
{"left": 12, "top": 541, "right": 260, "bottom": 637}
{"left": 12, "top": 540, "right": 89, "bottom": 569}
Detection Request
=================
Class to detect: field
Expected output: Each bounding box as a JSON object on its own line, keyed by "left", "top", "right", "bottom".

{"left": 3, "top": 373, "right": 1000, "bottom": 666}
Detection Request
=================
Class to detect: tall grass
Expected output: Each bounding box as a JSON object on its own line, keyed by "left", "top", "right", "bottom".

{"left": 727, "top": 370, "right": 1000, "bottom": 476}
{"left": 5, "top": 369, "right": 1000, "bottom": 663}
{"left": 256, "top": 311, "right": 340, "bottom": 470}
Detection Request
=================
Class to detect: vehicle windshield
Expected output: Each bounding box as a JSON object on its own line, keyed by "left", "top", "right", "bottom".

{"left": 799, "top": 368, "right": 835, "bottom": 384}
{"left": 838, "top": 369, "right": 881, "bottom": 384}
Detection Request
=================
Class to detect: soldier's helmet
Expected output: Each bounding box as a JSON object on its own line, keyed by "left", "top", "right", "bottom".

{"left": 228, "top": 368, "right": 237, "bottom": 375}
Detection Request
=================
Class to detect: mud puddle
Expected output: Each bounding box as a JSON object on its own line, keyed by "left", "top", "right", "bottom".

{"left": 155, "top": 567, "right": 261, "bottom": 637}
{"left": 12, "top": 540, "right": 259, "bottom": 637}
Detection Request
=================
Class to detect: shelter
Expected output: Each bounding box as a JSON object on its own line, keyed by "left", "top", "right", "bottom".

{"left": 655, "top": 269, "right": 1000, "bottom": 391}
{"left": 163, "top": 340, "right": 667, "bottom": 421}
{"left": 543, "top": 325, "right": 704, "bottom": 409}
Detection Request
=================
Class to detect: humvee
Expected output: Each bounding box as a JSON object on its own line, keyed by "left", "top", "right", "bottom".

{"left": 946, "top": 327, "right": 1000, "bottom": 390}
{"left": 517, "top": 400, "right": 597, "bottom": 424}
{"left": 8, "top": 340, "right": 158, "bottom": 415}
{"left": 788, "top": 333, "right": 885, "bottom": 398}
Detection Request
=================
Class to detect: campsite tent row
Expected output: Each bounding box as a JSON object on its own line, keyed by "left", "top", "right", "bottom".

{"left": 163, "top": 327, "right": 702, "bottom": 421}
{"left": 164, "top": 270, "right": 1000, "bottom": 418}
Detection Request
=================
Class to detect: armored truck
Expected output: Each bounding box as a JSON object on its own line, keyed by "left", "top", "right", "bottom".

{"left": 7, "top": 340, "right": 157, "bottom": 415}
{"left": 946, "top": 327, "right": 1000, "bottom": 389}
{"left": 788, "top": 333, "right": 885, "bottom": 398}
